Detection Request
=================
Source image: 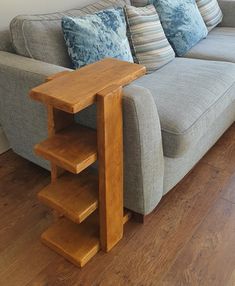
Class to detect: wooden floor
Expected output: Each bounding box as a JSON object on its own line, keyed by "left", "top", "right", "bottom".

{"left": 0, "top": 124, "right": 235, "bottom": 286}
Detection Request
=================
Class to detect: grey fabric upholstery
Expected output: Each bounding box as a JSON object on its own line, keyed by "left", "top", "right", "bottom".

{"left": 10, "top": 0, "right": 130, "bottom": 67}
{"left": 0, "top": 30, "right": 14, "bottom": 52}
{"left": 164, "top": 102, "right": 235, "bottom": 193}
{"left": 122, "top": 85, "right": 164, "bottom": 213}
{"left": 219, "top": 0, "right": 235, "bottom": 28}
{"left": 0, "top": 51, "right": 164, "bottom": 215}
{"left": 0, "top": 51, "right": 71, "bottom": 169}
{"left": 134, "top": 57, "right": 235, "bottom": 158}
{"left": 185, "top": 27, "right": 235, "bottom": 62}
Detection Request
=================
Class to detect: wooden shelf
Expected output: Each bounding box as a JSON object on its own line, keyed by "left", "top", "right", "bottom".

{"left": 38, "top": 169, "right": 98, "bottom": 224}
{"left": 35, "top": 124, "right": 97, "bottom": 174}
{"left": 30, "top": 58, "right": 145, "bottom": 267}
{"left": 41, "top": 213, "right": 100, "bottom": 267}
{"left": 30, "top": 58, "right": 146, "bottom": 114}
{"left": 123, "top": 209, "right": 132, "bottom": 224}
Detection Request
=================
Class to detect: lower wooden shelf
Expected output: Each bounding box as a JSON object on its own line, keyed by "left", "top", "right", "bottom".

{"left": 41, "top": 212, "right": 100, "bottom": 267}
{"left": 38, "top": 169, "right": 98, "bottom": 224}
{"left": 41, "top": 210, "right": 132, "bottom": 267}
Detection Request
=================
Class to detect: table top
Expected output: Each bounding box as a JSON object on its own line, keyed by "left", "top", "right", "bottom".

{"left": 30, "top": 58, "right": 146, "bottom": 114}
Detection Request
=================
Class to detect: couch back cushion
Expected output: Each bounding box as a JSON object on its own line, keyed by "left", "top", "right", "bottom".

{"left": 10, "top": 0, "right": 130, "bottom": 68}
{"left": 0, "top": 30, "right": 14, "bottom": 52}
{"left": 153, "top": 0, "right": 208, "bottom": 56}
{"left": 124, "top": 5, "right": 175, "bottom": 73}
{"left": 196, "top": 0, "right": 223, "bottom": 31}
{"left": 62, "top": 8, "right": 133, "bottom": 69}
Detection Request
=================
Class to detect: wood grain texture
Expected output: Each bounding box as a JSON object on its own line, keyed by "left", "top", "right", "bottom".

{"left": 1, "top": 123, "right": 235, "bottom": 285}
{"left": 160, "top": 198, "right": 235, "bottom": 286}
{"left": 35, "top": 124, "right": 97, "bottom": 174}
{"left": 41, "top": 213, "right": 100, "bottom": 268}
{"left": 93, "top": 164, "right": 231, "bottom": 286}
{"left": 123, "top": 210, "right": 132, "bottom": 225}
{"left": 222, "top": 173, "right": 235, "bottom": 203}
{"left": 202, "top": 124, "right": 235, "bottom": 174}
{"left": 38, "top": 169, "right": 98, "bottom": 224}
{"left": 30, "top": 58, "right": 146, "bottom": 113}
{"left": 0, "top": 152, "right": 56, "bottom": 286}
{"left": 97, "top": 85, "right": 124, "bottom": 252}
{"left": 46, "top": 105, "right": 74, "bottom": 181}
{"left": 46, "top": 71, "right": 71, "bottom": 82}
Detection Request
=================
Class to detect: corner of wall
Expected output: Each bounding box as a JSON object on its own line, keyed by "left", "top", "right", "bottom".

{"left": 0, "top": 126, "right": 10, "bottom": 154}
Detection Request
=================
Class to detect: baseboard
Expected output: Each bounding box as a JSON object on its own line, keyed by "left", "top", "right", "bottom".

{"left": 0, "top": 127, "right": 10, "bottom": 154}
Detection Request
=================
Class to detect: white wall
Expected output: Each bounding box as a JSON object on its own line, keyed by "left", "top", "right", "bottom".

{"left": 0, "top": 0, "right": 96, "bottom": 30}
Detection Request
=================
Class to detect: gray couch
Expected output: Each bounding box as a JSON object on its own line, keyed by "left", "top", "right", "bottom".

{"left": 0, "top": 0, "right": 235, "bottom": 216}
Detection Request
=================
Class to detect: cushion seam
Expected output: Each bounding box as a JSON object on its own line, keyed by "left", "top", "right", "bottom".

{"left": 0, "top": 62, "right": 68, "bottom": 77}
{"left": 161, "top": 81, "right": 235, "bottom": 136}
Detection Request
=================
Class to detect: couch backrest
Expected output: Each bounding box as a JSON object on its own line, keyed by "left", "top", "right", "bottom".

{"left": 0, "top": 30, "right": 14, "bottom": 52}
{"left": 10, "top": 0, "right": 130, "bottom": 68}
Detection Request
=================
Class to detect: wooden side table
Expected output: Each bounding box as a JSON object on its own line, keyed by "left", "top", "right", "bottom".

{"left": 30, "top": 58, "right": 146, "bottom": 267}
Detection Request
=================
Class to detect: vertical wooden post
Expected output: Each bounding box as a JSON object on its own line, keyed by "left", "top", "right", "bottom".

{"left": 46, "top": 106, "right": 74, "bottom": 182}
{"left": 97, "top": 85, "right": 124, "bottom": 252}
{"left": 46, "top": 106, "right": 74, "bottom": 219}
{"left": 46, "top": 73, "right": 73, "bottom": 182}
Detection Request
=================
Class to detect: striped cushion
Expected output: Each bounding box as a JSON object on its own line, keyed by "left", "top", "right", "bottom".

{"left": 124, "top": 5, "right": 175, "bottom": 73}
{"left": 131, "top": 0, "right": 153, "bottom": 7}
{"left": 196, "top": 0, "right": 223, "bottom": 31}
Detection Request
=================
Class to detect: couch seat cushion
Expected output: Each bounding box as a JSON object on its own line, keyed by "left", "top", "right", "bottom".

{"left": 134, "top": 58, "right": 235, "bottom": 158}
{"left": 185, "top": 27, "right": 235, "bottom": 62}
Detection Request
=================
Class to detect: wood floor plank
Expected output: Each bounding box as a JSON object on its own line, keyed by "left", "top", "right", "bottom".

{"left": 0, "top": 165, "right": 50, "bottom": 253}
{"left": 202, "top": 123, "right": 235, "bottom": 174}
{"left": 221, "top": 172, "right": 235, "bottom": 204}
{"left": 160, "top": 198, "right": 235, "bottom": 286}
{"left": 90, "top": 164, "right": 232, "bottom": 286}
{"left": 0, "top": 214, "right": 57, "bottom": 286}
{"left": 0, "top": 150, "right": 27, "bottom": 179}
{"left": 226, "top": 269, "right": 235, "bottom": 286}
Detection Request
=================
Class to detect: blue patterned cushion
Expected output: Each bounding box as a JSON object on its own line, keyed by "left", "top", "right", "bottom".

{"left": 153, "top": 0, "right": 208, "bottom": 56}
{"left": 62, "top": 8, "right": 133, "bottom": 69}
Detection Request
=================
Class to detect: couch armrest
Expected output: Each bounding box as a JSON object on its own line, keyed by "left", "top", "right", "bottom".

{"left": 219, "top": 0, "right": 235, "bottom": 27}
{"left": 76, "top": 84, "right": 165, "bottom": 215}
{"left": 0, "top": 51, "right": 72, "bottom": 167}
{"left": 0, "top": 51, "right": 71, "bottom": 79}
{"left": 0, "top": 52, "right": 164, "bottom": 215}
{"left": 122, "top": 85, "right": 164, "bottom": 215}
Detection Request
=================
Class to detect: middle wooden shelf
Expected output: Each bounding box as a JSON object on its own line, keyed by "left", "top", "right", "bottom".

{"left": 38, "top": 168, "right": 98, "bottom": 224}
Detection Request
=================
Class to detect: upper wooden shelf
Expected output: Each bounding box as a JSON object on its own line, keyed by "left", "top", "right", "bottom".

{"left": 35, "top": 124, "right": 97, "bottom": 174}
{"left": 30, "top": 58, "right": 146, "bottom": 114}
